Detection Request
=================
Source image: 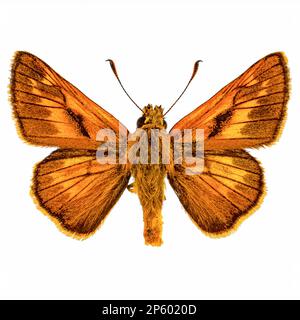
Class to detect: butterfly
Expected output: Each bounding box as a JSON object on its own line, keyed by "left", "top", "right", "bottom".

{"left": 10, "top": 51, "right": 289, "bottom": 246}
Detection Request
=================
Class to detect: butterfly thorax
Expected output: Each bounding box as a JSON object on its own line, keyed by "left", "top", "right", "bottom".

{"left": 130, "top": 104, "right": 167, "bottom": 246}
{"left": 136, "top": 104, "right": 167, "bottom": 129}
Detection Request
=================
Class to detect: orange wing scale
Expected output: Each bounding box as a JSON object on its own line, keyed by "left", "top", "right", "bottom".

{"left": 168, "top": 150, "right": 264, "bottom": 235}
{"left": 10, "top": 52, "right": 131, "bottom": 238}
{"left": 168, "top": 52, "right": 289, "bottom": 236}
{"left": 171, "top": 52, "right": 289, "bottom": 150}
{"left": 10, "top": 51, "right": 127, "bottom": 149}
{"left": 32, "top": 149, "right": 130, "bottom": 238}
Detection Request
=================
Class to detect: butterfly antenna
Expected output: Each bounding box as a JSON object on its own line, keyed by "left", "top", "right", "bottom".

{"left": 106, "top": 59, "right": 143, "bottom": 112}
{"left": 163, "top": 60, "right": 202, "bottom": 116}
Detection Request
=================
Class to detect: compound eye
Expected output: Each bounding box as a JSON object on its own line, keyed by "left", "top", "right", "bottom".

{"left": 137, "top": 116, "right": 145, "bottom": 128}
{"left": 163, "top": 119, "right": 167, "bottom": 129}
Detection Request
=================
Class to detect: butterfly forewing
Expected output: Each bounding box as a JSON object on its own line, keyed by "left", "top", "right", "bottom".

{"left": 170, "top": 52, "right": 289, "bottom": 150}
{"left": 10, "top": 51, "right": 127, "bottom": 149}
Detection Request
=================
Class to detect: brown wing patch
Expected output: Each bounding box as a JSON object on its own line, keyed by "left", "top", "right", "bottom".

{"left": 32, "top": 149, "right": 131, "bottom": 238}
{"left": 167, "top": 150, "right": 264, "bottom": 235}
{"left": 10, "top": 51, "right": 128, "bottom": 149}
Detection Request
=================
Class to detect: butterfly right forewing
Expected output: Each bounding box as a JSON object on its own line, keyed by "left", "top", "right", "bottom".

{"left": 170, "top": 52, "right": 289, "bottom": 150}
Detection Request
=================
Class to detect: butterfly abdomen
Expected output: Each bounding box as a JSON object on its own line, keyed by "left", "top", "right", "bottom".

{"left": 131, "top": 163, "right": 166, "bottom": 246}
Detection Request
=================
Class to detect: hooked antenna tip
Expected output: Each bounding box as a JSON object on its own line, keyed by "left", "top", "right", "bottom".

{"left": 191, "top": 60, "right": 203, "bottom": 80}
{"left": 106, "top": 59, "right": 118, "bottom": 78}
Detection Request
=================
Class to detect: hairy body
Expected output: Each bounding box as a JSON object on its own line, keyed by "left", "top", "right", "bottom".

{"left": 131, "top": 162, "right": 166, "bottom": 246}
{"left": 129, "top": 105, "right": 167, "bottom": 246}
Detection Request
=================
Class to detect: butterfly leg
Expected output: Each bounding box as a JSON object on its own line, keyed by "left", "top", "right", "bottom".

{"left": 127, "top": 182, "right": 137, "bottom": 193}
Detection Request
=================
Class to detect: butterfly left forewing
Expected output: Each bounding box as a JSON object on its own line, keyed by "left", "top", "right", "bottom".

{"left": 167, "top": 150, "right": 263, "bottom": 235}
{"left": 33, "top": 149, "right": 131, "bottom": 238}
{"left": 10, "top": 51, "right": 127, "bottom": 149}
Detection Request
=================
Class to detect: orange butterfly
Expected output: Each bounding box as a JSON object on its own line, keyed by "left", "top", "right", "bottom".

{"left": 10, "top": 52, "right": 289, "bottom": 246}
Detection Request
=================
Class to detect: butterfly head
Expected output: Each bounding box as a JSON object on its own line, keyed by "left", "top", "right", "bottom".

{"left": 137, "top": 104, "right": 167, "bottom": 129}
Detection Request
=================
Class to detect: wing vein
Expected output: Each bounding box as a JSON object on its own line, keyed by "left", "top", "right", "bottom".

{"left": 60, "top": 175, "right": 101, "bottom": 207}
{"left": 19, "top": 60, "right": 59, "bottom": 85}
{"left": 206, "top": 158, "right": 259, "bottom": 175}
{"left": 229, "top": 118, "right": 279, "bottom": 125}
{"left": 17, "top": 62, "right": 57, "bottom": 86}
{"left": 14, "top": 101, "right": 63, "bottom": 109}
{"left": 198, "top": 175, "right": 241, "bottom": 210}
{"left": 237, "top": 82, "right": 285, "bottom": 100}
{"left": 208, "top": 174, "right": 255, "bottom": 203}
{"left": 205, "top": 172, "right": 260, "bottom": 190}
{"left": 243, "top": 62, "right": 281, "bottom": 86}
{"left": 39, "top": 159, "right": 94, "bottom": 176}
{"left": 43, "top": 176, "right": 88, "bottom": 204}
{"left": 234, "top": 91, "right": 284, "bottom": 107}
{"left": 14, "top": 89, "right": 65, "bottom": 106}
{"left": 20, "top": 116, "right": 70, "bottom": 124}
{"left": 244, "top": 70, "right": 283, "bottom": 88}
{"left": 234, "top": 102, "right": 283, "bottom": 110}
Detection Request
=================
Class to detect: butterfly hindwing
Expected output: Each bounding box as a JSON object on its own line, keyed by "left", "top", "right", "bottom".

{"left": 167, "top": 150, "right": 264, "bottom": 235}
{"left": 10, "top": 51, "right": 127, "bottom": 149}
{"left": 170, "top": 52, "right": 289, "bottom": 150}
{"left": 32, "top": 149, "right": 131, "bottom": 238}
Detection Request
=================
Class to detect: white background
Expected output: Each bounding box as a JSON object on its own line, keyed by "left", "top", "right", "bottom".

{"left": 0, "top": 0, "right": 299, "bottom": 299}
